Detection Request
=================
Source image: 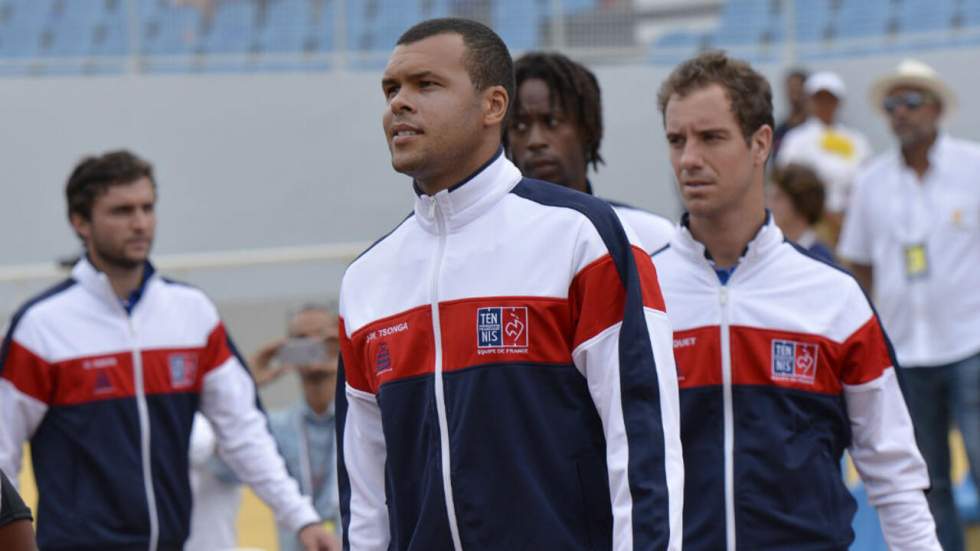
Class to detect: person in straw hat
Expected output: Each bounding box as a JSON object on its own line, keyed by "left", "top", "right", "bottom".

{"left": 838, "top": 59, "right": 980, "bottom": 551}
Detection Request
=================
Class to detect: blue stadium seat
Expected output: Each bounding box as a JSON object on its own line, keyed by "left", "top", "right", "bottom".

{"left": 493, "top": 0, "right": 542, "bottom": 51}
{"left": 200, "top": 1, "right": 255, "bottom": 54}
{"left": 960, "top": 0, "right": 980, "bottom": 27}
{"left": 309, "top": 0, "right": 338, "bottom": 53}
{"left": 420, "top": 0, "right": 451, "bottom": 19}
{"left": 714, "top": 0, "right": 772, "bottom": 45}
{"left": 140, "top": 4, "right": 201, "bottom": 56}
{"left": 834, "top": 0, "right": 890, "bottom": 39}
{"left": 90, "top": 21, "right": 128, "bottom": 57}
{"left": 260, "top": 0, "right": 312, "bottom": 54}
{"left": 655, "top": 30, "right": 702, "bottom": 49}
{"left": 0, "top": 0, "right": 48, "bottom": 58}
{"left": 650, "top": 30, "right": 706, "bottom": 65}
{"left": 562, "top": 0, "right": 596, "bottom": 14}
{"left": 898, "top": 0, "right": 956, "bottom": 34}
{"left": 793, "top": 0, "right": 834, "bottom": 43}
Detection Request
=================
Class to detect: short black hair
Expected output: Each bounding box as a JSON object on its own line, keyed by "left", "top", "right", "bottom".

{"left": 397, "top": 17, "right": 515, "bottom": 115}
{"left": 66, "top": 150, "right": 155, "bottom": 220}
{"left": 511, "top": 52, "right": 604, "bottom": 170}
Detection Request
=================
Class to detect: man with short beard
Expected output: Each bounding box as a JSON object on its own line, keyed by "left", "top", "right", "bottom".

{"left": 337, "top": 17, "right": 682, "bottom": 551}
{"left": 839, "top": 59, "right": 980, "bottom": 551}
{"left": 0, "top": 151, "right": 335, "bottom": 551}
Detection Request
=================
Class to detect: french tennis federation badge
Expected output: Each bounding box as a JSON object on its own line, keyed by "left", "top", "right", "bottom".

{"left": 771, "top": 339, "right": 818, "bottom": 385}
{"left": 168, "top": 353, "right": 198, "bottom": 389}
{"left": 477, "top": 307, "right": 528, "bottom": 350}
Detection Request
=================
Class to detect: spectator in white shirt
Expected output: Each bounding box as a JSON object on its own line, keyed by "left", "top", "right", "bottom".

{"left": 777, "top": 70, "right": 871, "bottom": 240}
{"left": 838, "top": 58, "right": 980, "bottom": 551}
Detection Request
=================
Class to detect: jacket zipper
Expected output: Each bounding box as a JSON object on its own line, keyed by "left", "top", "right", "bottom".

{"left": 102, "top": 274, "right": 159, "bottom": 551}
{"left": 719, "top": 285, "right": 735, "bottom": 551}
{"left": 128, "top": 318, "right": 159, "bottom": 551}
{"left": 429, "top": 200, "right": 464, "bottom": 551}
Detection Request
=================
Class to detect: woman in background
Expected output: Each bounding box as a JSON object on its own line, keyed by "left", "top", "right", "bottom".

{"left": 768, "top": 163, "right": 836, "bottom": 264}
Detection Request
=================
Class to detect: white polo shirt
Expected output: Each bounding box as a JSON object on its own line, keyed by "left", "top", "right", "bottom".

{"left": 776, "top": 118, "right": 871, "bottom": 212}
{"left": 838, "top": 134, "right": 980, "bottom": 367}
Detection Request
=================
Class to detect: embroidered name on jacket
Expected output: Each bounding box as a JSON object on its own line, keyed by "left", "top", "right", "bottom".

{"left": 771, "top": 339, "right": 818, "bottom": 384}
{"left": 477, "top": 307, "right": 528, "bottom": 354}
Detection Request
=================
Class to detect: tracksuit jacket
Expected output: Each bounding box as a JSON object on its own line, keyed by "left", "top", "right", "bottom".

{"left": 652, "top": 218, "right": 939, "bottom": 551}
{"left": 0, "top": 258, "right": 318, "bottom": 551}
{"left": 337, "top": 151, "right": 683, "bottom": 551}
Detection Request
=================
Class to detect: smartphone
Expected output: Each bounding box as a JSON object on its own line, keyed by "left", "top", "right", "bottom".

{"left": 276, "top": 337, "right": 328, "bottom": 366}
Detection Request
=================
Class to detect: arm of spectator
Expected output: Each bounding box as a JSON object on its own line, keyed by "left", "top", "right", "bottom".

{"left": 0, "top": 315, "right": 52, "bottom": 482}
{"left": 569, "top": 221, "right": 683, "bottom": 551}
{"left": 197, "top": 322, "right": 320, "bottom": 536}
{"left": 840, "top": 289, "right": 939, "bottom": 550}
{"left": 249, "top": 337, "right": 289, "bottom": 386}
{"left": 0, "top": 469, "right": 37, "bottom": 551}
{"left": 336, "top": 334, "right": 390, "bottom": 551}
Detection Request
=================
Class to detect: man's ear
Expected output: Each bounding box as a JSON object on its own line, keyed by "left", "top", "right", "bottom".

{"left": 752, "top": 124, "right": 774, "bottom": 166}
{"left": 483, "top": 85, "right": 509, "bottom": 128}
{"left": 69, "top": 212, "right": 91, "bottom": 243}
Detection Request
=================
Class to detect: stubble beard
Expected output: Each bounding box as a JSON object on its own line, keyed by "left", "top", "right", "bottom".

{"left": 91, "top": 236, "right": 149, "bottom": 271}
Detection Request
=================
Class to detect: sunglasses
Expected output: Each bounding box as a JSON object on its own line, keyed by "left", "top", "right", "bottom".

{"left": 882, "top": 92, "right": 931, "bottom": 114}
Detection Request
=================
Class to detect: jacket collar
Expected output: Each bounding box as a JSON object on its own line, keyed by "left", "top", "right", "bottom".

{"left": 671, "top": 210, "right": 783, "bottom": 273}
{"left": 413, "top": 148, "right": 523, "bottom": 234}
{"left": 72, "top": 256, "right": 159, "bottom": 314}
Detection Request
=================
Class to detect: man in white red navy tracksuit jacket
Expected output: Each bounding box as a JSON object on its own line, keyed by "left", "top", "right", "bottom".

{"left": 337, "top": 18, "right": 682, "bottom": 551}
{"left": 0, "top": 150, "right": 329, "bottom": 551}
{"left": 652, "top": 52, "right": 938, "bottom": 550}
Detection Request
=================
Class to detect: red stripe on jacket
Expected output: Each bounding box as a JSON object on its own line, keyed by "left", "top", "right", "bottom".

{"left": 1, "top": 324, "right": 231, "bottom": 406}
{"left": 673, "top": 318, "right": 890, "bottom": 395}
{"left": 569, "top": 246, "right": 666, "bottom": 349}
{"left": 341, "top": 248, "right": 666, "bottom": 394}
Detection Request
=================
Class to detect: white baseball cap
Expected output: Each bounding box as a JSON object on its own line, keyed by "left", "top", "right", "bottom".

{"left": 804, "top": 71, "right": 846, "bottom": 99}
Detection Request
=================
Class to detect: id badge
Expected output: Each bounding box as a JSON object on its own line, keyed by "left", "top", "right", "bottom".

{"left": 903, "top": 243, "right": 929, "bottom": 281}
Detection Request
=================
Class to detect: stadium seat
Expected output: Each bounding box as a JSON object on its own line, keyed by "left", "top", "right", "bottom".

{"left": 714, "top": 0, "right": 772, "bottom": 45}
{"left": 793, "top": 0, "right": 834, "bottom": 43}
{"left": 259, "top": 0, "right": 310, "bottom": 54}
{"left": 200, "top": 1, "right": 255, "bottom": 55}
{"left": 834, "top": 0, "right": 890, "bottom": 39}
{"left": 897, "top": 0, "right": 956, "bottom": 34}
{"left": 493, "top": 0, "right": 542, "bottom": 51}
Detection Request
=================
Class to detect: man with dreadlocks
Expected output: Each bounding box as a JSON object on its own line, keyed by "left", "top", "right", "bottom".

{"left": 507, "top": 51, "right": 676, "bottom": 253}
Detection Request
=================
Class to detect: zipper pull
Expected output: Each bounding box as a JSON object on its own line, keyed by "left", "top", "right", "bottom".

{"left": 719, "top": 287, "right": 729, "bottom": 306}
